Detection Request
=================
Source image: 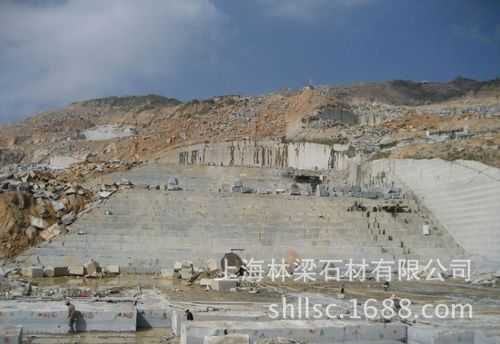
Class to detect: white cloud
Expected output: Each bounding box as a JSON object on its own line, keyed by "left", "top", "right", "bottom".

{"left": 257, "top": 0, "right": 372, "bottom": 22}
{"left": 0, "top": 0, "right": 223, "bottom": 122}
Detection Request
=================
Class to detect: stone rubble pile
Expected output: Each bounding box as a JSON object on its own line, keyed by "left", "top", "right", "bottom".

{"left": 1, "top": 264, "right": 125, "bottom": 299}
{"left": 160, "top": 254, "right": 264, "bottom": 294}
{"left": 4, "top": 258, "right": 121, "bottom": 295}
{"left": 0, "top": 163, "right": 143, "bottom": 256}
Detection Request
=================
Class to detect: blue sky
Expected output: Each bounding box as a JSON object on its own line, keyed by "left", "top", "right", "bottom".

{"left": 0, "top": 0, "right": 499, "bottom": 123}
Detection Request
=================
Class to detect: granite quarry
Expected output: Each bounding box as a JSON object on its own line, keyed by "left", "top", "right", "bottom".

{"left": 1, "top": 79, "right": 500, "bottom": 343}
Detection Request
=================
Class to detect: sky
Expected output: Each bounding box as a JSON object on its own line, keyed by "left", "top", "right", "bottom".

{"left": 0, "top": 0, "right": 499, "bottom": 123}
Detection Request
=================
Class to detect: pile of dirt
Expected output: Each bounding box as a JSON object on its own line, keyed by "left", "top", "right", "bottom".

{"left": 0, "top": 192, "right": 37, "bottom": 257}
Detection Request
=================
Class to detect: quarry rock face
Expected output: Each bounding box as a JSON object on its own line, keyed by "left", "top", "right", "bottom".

{"left": 0, "top": 80, "right": 499, "bottom": 342}
{"left": 14, "top": 162, "right": 469, "bottom": 274}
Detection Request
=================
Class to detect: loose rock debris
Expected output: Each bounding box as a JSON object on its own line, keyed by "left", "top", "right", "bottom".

{"left": 0, "top": 163, "right": 139, "bottom": 257}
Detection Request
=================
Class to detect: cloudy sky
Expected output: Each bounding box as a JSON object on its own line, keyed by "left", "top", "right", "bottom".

{"left": 1, "top": 0, "right": 499, "bottom": 123}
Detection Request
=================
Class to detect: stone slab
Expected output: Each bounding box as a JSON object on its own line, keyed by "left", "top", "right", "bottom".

{"left": 0, "top": 300, "right": 136, "bottom": 334}
{"left": 181, "top": 320, "right": 406, "bottom": 344}
{"left": 105, "top": 265, "right": 120, "bottom": 275}
{"left": 0, "top": 327, "right": 22, "bottom": 344}
{"left": 171, "top": 310, "right": 268, "bottom": 337}
{"left": 68, "top": 265, "right": 85, "bottom": 276}
{"left": 210, "top": 279, "right": 238, "bottom": 292}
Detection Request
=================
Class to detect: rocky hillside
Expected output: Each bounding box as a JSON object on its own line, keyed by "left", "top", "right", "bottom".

{"left": 1, "top": 77, "right": 499, "bottom": 170}
{"left": 0, "top": 77, "right": 499, "bottom": 258}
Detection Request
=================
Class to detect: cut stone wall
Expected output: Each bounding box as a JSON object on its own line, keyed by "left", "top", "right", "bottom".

{"left": 0, "top": 300, "right": 137, "bottom": 334}
{"left": 359, "top": 159, "right": 500, "bottom": 264}
{"left": 164, "top": 141, "right": 360, "bottom": 171}
{"left": 17, "top": 164, "right": 461, "bottom": 272}
{"left": 181, "top": 320, "right": 407, "bottom": 344}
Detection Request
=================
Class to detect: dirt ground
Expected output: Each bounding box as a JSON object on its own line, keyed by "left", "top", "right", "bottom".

{"left": 29, "top": 274, "right": 500, "bottom": 308}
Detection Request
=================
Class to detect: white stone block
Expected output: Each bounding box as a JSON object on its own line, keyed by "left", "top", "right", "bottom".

{"left": 43, "top": 266, "right": 55, "bottom": 277}
{"left": 68, "top": 265, "right": 85, "bottom": 276}
{"left": 39, "top": 224, "right": 63, "bottom": 241}
{"left": 422, "top": 224, "right": 430, "bottom": 236}
{"left": 211, "top": 279, "right": 238, "bottom": 292}
{"left": 206, "top": 258, "right": 218, "bottom": 272}
{"left": 105, "top": 265, "right": 120, "bottom": 274}
{"left": 98, "top": 191, "right": 113, "bottom": 198}
{"left": 30, "top": 216, "right": 48, "bottom": 229}
{"left": 22, "top": 266, "right": 44, "bottom": 278}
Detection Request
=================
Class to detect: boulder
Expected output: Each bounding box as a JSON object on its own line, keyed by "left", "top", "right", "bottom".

{"left": 68, "top": 265, "right": 85, "bottom": 276}
{"left": 206, "top": 258, "right": 219, "bottom": 272}
{"left": 231, "top": 179, "right": 243, "bottom": 193}
{"left": 61, "top": 212, "right": 76, "bottom": 225}
{"left": 25, "top": 226, "right": 37, "bottom": 241}
{"left": 181, "top": 268, "right": 194, "bottom": 280}
{"left": 104, "top": 265, "right": 120, "bottom": 275}
{"left": 180, "top": 261, "right": 194, "bottom": 279}
{"left": 39, "top": 223, "right": 63, "bottom": 241}
{"left": 30, "top": 216, "right": 48, "bottom": 230}
{"left": 173, "top": 261, "right": 183, "bottom": 272}
{"left": 98, "top": 191, "right": 113, "bottom": 199}
{"left": 65, "top": 187, "right": 77, "bottom": 195}
{"left": 167, "top": 177, "right": 181, "bottom": 191}
{"left": 289, "top": 183, "right": 300, "bottom": 196}
{"left": 51, "top": 200, "right": 66, "bottom": 212}
{"left": 43, "top": 266, "right": 55, "bottom": 277}
{"left": 210, "top": 278, "right": 238, "bottom": 292}
{"left": 22, "top": 266, "right": 44, "bottom": 278}
{"left": 85, "top": 258, "right": 101, "bottom": 276}
{"left": 168, "top": 176, "right": 179, "bottom": 186}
